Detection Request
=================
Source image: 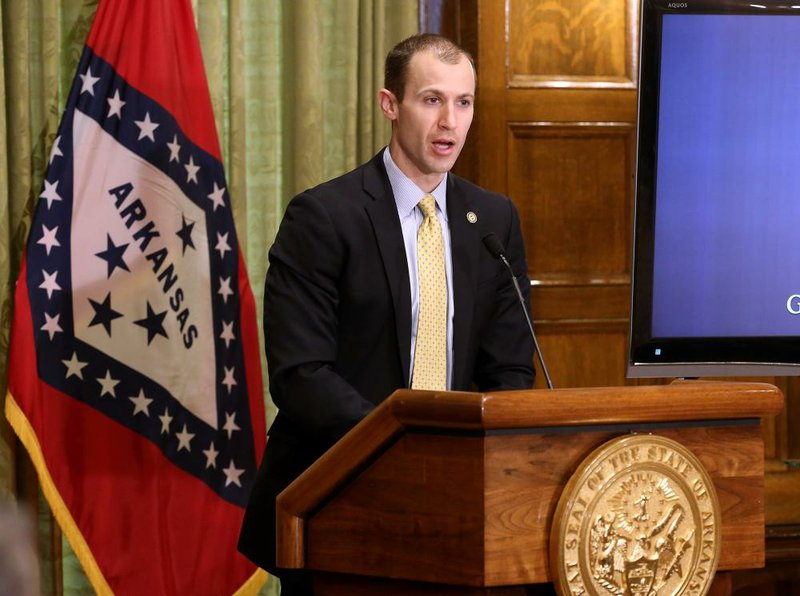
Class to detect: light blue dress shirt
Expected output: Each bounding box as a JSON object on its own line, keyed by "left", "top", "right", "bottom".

{"left": 383, "top": 148, "right": 454, "bottom": 389}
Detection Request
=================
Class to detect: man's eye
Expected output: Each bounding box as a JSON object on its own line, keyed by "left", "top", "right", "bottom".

{"left": 425, "top": 97, "right": 440, "bottom": 104}
{"left": 459, "top": 99, "right": 472, "bottom": 107}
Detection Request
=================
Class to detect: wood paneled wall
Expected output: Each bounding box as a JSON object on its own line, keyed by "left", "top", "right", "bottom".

{"left": 422, "top": 0, "right": 800, "bottom": 589}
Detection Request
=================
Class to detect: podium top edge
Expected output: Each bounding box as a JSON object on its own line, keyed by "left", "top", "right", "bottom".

{"left": 389, "top": 381, "right": 784, "bottom": 430}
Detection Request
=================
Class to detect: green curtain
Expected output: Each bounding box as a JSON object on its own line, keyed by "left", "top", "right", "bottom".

{"left": 0, "top": 0, "right": 417, "bottom": 593}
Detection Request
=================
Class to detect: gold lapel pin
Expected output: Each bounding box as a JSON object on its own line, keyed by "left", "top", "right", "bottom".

{"left": 466, "top": 211, "right": 477, "bottom": 224}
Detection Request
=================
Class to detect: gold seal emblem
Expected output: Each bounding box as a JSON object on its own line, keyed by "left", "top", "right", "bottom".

{"left": 551, "top": 435, "right": 721, "bottom": 596}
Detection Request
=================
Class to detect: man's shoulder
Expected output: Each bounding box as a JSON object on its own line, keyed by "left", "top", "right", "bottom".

{"left": 299, "top": 151, "right": 386, "bottom": 206}
{"left": 448, "top": 172, "right": 513, "bottom": 210}
{"left": 309, "top": 163, "right": 365, "bottom": 195}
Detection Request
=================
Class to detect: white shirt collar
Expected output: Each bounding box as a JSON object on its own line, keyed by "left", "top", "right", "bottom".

{"left": 383, "top": 147, "right": 448, "bottom": 220}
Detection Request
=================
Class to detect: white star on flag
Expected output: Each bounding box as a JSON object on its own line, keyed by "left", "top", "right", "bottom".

{"left": 97, "top": 370, "right": 120, "bottom": 398}
{"left": 129, "top": 389, "right": 154, "bottom": 416}
{"left": 107, "top": 89, "right": 126, "bottom": 118}
{"left": 207, "top": 182, "right": 225, "bottom": 211}
{"left": 62, "top": 352, "right": 88, "bottom": 380}
{"left": 41, "top": 312, "right": 63, "bottom": 340}
{"left": 39, "top": 180, "right": 63, "bottom": 209}
{"left": 203, "top": 442, "right": 219, "bottom": 469}
{"left": 222, "top": 366, "right": 237, "bottom": 394}
{"left": 37, "top": 225, "right": 60, "bottom": 255}
{"left": 167, "top": 135, "right": 181, "bottom": 163}
{"left": 184, "top": 155, "right": 200, "bottom": 184}
{"left": 159, "top": 408, "right": 173, "bottom": 435}
{"left": 223, "top": 460, "right": 245, "bottom": 488}
{"left": 215, "top": 232, "right": 231, "bottom": 259}
{"left": 49, "top": 136, "right": 63, "bottom": 164}
{"left": 220, "top": 320, "right": 235, "bottom": 348}
{"left": 176, "top": 424, "right": 195, "bottom": 452}
{"left": 39, "top": 270, "right": 61, "bottom": 299}
{"left": 218, "top": 276, "right": 234, "bottom": 303}
{"left": 79, "top": 67, "right": 101, "bottom": 95}
{"left": 223, "top": 412, "right": 240, "bottom": 439}
{"left": 134, "top": 112, "right": 159, "bottom": 141}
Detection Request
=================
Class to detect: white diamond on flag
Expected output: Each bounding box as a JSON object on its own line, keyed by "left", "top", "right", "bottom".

{"left": 70, "top": 111, "right": 217, "bottom": 429}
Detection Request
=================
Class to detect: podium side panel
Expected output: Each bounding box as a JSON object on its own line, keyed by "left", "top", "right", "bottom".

{"left": 307, "top": 433, "right": 486, "bottom": 586}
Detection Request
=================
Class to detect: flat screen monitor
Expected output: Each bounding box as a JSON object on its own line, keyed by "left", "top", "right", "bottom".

{"left": 628, "top": 0, "right": 800, "bottom": 378}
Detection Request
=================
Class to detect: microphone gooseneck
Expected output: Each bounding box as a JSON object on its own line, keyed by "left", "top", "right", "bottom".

{"left": 482, "top": 233, "right": 554, "bottom": 390}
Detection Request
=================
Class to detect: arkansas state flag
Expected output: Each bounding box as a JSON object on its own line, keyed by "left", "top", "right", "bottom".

{"left": 5, "top": 1, "right": 267, "bottom": 594}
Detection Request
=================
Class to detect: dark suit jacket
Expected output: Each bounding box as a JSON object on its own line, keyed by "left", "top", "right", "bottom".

{"left": 238, "top": 150, "right": 535, "bottom": 572}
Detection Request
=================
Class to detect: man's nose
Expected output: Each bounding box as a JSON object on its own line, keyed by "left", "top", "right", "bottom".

{"left": 439, "top": 104, "right": 456, "bottom": 129}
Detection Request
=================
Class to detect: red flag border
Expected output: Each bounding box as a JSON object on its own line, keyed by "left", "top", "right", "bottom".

{"left": 5, "top": 392, "right": 114, "bottom": 595}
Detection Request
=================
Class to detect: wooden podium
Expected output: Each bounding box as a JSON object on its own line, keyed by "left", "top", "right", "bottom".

{"left": 276, "top": 382, "right": 783, "bottom": 595}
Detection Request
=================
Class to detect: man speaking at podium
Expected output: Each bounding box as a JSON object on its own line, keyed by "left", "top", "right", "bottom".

{"left": 239, "top": 33, "right": 535, "bottom": 594}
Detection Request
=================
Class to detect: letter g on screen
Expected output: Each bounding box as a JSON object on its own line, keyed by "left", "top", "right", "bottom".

{"left": 787, "top": 294, "right": 800, "bottom": 315}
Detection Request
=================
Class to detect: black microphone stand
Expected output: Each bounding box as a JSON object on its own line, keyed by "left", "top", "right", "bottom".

{"left": 483, "top": 233, "right": 554, "bottom": 390}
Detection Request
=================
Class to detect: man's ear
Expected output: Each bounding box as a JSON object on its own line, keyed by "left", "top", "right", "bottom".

{"left": 378, "top": 88, "right": 399, "bottom": 121}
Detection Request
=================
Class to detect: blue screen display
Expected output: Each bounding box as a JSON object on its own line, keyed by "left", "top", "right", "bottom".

{"left": 652, "top": 14, "right": 800, "bottom": 337}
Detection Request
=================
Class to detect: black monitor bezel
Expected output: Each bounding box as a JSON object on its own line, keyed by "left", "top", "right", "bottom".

{"left": 628, "top": 0, "right": 800, "bottom": 378}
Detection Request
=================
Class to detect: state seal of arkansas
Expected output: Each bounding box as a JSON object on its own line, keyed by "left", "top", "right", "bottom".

{"left": 550, "top": 434, "right": 721, "bottom": 596}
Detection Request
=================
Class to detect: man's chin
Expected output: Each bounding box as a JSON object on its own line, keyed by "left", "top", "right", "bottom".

{"left": 428, "top": 154, "right": 460, "bottom": 174}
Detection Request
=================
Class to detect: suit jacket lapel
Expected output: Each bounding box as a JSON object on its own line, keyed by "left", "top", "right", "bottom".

{"left": 447, "top": 176, "right": 479, "bottom": 390}
{"left": 363, "top": 153, "right": 412, "bottom": 386}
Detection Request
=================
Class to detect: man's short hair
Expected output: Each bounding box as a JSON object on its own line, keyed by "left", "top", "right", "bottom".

{"left": 384, "top": 33, "right": 474, "bottom": 102}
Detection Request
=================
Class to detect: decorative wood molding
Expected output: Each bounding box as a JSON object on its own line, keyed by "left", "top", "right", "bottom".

{"left": 504, "top": 0, "right": 639, "bottom": 89}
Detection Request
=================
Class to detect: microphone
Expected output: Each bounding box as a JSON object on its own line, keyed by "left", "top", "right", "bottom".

{"left": 482, "top": 233, "right": 554, "bottom": 389}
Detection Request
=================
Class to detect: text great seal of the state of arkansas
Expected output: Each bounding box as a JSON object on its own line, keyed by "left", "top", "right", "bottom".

{"left": 550, "top": 434, "right": 721, "bottom": 596}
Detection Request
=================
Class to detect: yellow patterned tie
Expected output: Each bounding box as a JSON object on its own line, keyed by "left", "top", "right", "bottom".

{"left": 411, "top": 194, "right": 447, "bottom": 391}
